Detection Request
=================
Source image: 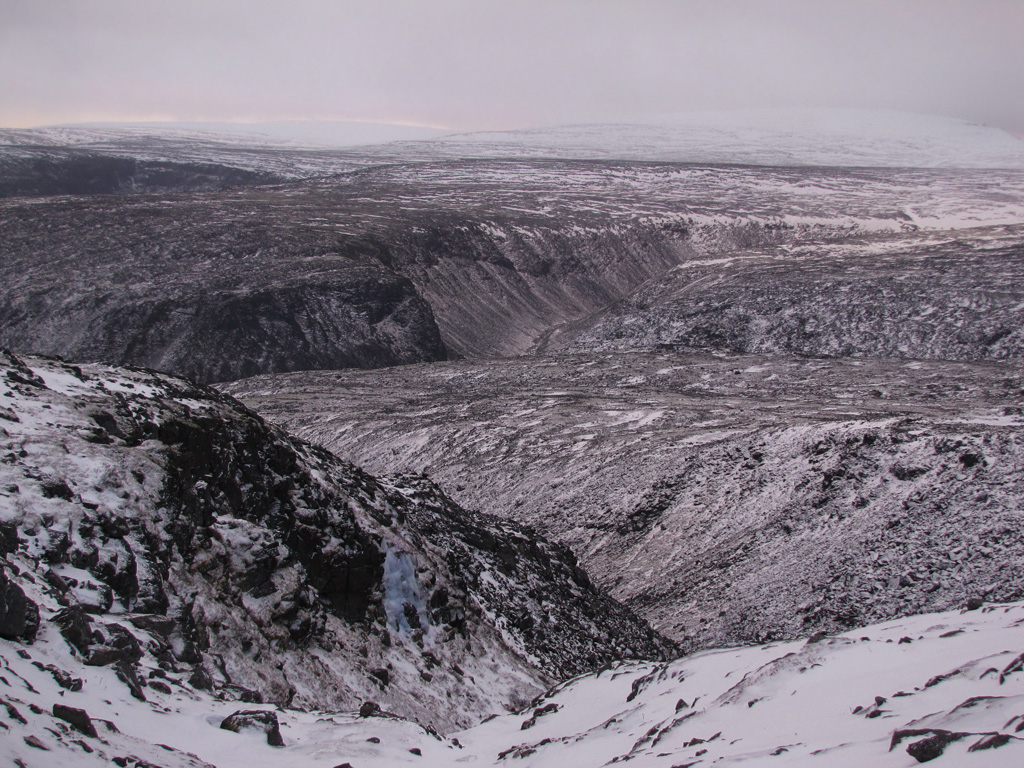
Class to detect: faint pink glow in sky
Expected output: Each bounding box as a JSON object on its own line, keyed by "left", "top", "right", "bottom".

{"left": 1, "top": 0, "right": 1022, "bottom": 133}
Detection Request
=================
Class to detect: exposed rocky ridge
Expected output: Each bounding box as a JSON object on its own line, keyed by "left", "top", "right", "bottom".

{"left": 0, "top": 350, "right": 673, "bottom": 732}
{"left": 3, "top": 159, "right": 1024, "bottom": 381}
{"left": 225, "top": 351, "right": 1024, "bottom": 651}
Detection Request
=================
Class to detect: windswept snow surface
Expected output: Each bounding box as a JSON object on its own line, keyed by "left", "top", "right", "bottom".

{"left": 3, "top": 598, "right": 1024, "bottom": 766}
{"left": 457, "top": 601, "right": 1024, "bottom": 767}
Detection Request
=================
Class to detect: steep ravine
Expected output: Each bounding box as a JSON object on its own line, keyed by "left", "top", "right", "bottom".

{"left": 4, "top": 160, "right": 1024, "bottom": 381}
{"left": 225, "top": 351, "right": 1024, "bottom": 651}
{"left": 386, "top": 216, "right": 875, "bottom": 360}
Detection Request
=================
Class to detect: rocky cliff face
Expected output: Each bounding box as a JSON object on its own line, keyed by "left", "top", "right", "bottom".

{"left": 3, "top": 157, "right": 1024, "bottom": 382}
{"left": 0, "top": 191, "right": 450, "bottom": 382}
{"left": 0, "top": 351, "right": 672, "bottom": 732}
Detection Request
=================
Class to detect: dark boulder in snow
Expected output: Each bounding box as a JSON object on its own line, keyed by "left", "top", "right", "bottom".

{"left": 53, "top": 605, "right": 95, "bottom": 654}
{"left": 128, "top": 613, "right": 176, "bottom": 637}
{"left": 0, "top": 566, "right": 38, "bottom": 641}
{"left": 220, "top": 709, "right": 285, "bottom": 747}
{"left": 52, "top": 703, "right": 98, "bottom": 738}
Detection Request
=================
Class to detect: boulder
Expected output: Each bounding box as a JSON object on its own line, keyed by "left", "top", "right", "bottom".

{"left": 128, "top": 614, "right": 177, "bottom": 637}
{"left": 0, "top": 568, "right": 39, "bottom": 642}
{"left": 85, "top": 624, "right": 142, "bottom": 666}
{"left": 52, "top": 703, "right": 98, "bottom": 738}
{"left": 220, "top": 709, "right": 285, "bottom": 747}
{"left": 53, "top": 605, "right": 95, "bottom": 654}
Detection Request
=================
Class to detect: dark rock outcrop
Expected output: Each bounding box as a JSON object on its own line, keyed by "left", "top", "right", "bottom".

{"left": 52, "top": 703, "right": 98, "bottom": 738}
{"left": 0, "top": 566, "right": 38, "bottom": 642}
{"left": 220, "top": 709, "right": 285, "bottom": 747}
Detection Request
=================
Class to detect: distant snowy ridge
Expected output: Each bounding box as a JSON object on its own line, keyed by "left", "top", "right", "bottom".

{"left": 435, "top": 109, "right": 1024, "bottom": 168}
{"left": 3, "top": 109, "right": 1022, "bottom": 169}
{"left": 0, "top": 120, "right": 451, "bottom": 150}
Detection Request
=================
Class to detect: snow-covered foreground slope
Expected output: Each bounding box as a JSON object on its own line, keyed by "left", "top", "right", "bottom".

{"left": 4, "top": 591, "right": 1024, "bottom": 766}
{"left": 459, "top": 601, "right": 1024, "bottom": 767}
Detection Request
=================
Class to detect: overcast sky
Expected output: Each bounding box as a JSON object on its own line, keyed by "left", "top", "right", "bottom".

{"left": 2, "top": 0, "right": 1022, "bottom": 134}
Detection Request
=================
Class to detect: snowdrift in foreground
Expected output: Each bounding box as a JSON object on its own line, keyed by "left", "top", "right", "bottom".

{"left": 462, "top": 601, "right": 1024, "bottom": 767}
{"left": 3, "top": 591, "right": 1024, "bottom": 766}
